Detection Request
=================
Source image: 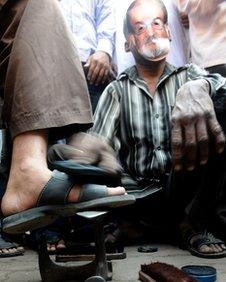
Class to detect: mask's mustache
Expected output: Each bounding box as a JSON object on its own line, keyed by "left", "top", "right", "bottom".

{"left": 144, "top": 35, "right": 158, "bottom": 45}
{"left": 139, "top": 37, "right": 170, "bottom": 62}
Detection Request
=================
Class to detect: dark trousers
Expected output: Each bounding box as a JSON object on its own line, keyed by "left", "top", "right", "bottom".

{"left": 82, "top": 63, "right": 109, "bottom": 113}
{"left": 118, "top": 155, "right": 226, "bottom": 237}
{"left": 169, "top": 151, "right": 226, "bottom": 232}
{"left": 120, "top": 113, "right": 226, "bottom": 235}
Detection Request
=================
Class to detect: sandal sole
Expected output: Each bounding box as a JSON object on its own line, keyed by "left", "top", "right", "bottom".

{"left": 3, "top": 194, "right": 135, "bottom": 234}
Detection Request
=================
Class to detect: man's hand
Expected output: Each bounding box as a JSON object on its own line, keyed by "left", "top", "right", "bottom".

{"left": 180, "top": 12, "right": 189, "bottom": 28}
{"left": 171, "top": 79, "right": 225, "bottom": 171}
{"left": 60, "top": 132, "right": 122, "bottom": 174}
{"left": 84, "top": 51, "right": 111, "bottom": 86}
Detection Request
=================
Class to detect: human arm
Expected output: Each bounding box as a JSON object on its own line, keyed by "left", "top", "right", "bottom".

{"left": 50, "top": 83, "right": 122, "bottom": 176}
{"left": 85, "top": 0, "right": 115, "bottom": 85}
{"left": 91, "top": 81, "right": 121, "bottom": 146}
{"left": 175, "top": 0, "right": 189, "bottom": 28}
{"left": 85, "top": 51, "right": 111, "bottom": 85}
{"left": 65, "top": 83, "right": 121, "bottom": 173}
{"left": 171, "top": 65, "right": 226, "bottom": 171}
{"left": 179, "top": 12, "right": 189, "bottom": 28}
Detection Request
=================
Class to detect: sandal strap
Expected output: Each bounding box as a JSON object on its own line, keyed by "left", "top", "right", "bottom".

{"left": 79, "top": 184, "right": 108, "bottom": 202}
{"left": 192, "top": 231, "right": 224, "bottom": 250}
{"left": 37, "top": 170, "right": 74, "bottom": 206}
{"left": 0, "top": 234, "right": 17, "bottom": 249}
{"left": 46, "top": 235, "right": 64, "bottom": 244}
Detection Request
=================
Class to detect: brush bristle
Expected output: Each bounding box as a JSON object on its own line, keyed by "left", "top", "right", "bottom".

{"left": 141, "top": 262, "right": 196, "bottom": 282}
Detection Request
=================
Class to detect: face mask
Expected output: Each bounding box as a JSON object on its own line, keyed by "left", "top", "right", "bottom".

{"left": 139, "top": 36, "right": 170, "bottom": 61}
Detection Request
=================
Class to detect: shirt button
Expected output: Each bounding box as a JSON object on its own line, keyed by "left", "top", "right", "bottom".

{"left": 157, "top": 146, "right": 161, "bottom": 150}
{"left": 155, "top": 114, "right": 159, "bottom": 118}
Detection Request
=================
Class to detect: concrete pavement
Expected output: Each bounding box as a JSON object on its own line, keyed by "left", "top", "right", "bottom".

{"left": 0, "top": 244, "right": 226, "bottom": 281}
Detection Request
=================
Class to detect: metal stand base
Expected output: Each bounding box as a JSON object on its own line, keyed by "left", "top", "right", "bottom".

{"left": 38, "top": 211, "right": 113, "bottom": 282}
{"left": 56, "top": 252, "right": 126, "bottom": 262}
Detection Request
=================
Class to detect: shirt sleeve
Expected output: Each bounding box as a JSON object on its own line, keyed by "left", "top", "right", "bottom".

{"left": 187, "top": 63, "right": 226, "bottom": 112}
{"left": 95, "top": 0, "right": 115, "bottom": 58}
{"left": 90, "top": 81, "right": 121, "bottom": 147}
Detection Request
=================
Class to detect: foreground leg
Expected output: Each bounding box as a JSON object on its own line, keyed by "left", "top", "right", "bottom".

{"left": 1, "top": 130, "right": 125, "bottom": 217}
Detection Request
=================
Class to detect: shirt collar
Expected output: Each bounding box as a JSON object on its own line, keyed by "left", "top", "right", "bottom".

{"left": 119, "top": 62, "right": 178, "bottom": 82}
{"left": 118, "top": 62, "right": 184, "bottom": 98}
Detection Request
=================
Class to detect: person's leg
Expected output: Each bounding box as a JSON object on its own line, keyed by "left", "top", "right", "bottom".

{"left": 0, "top": 130, "right": 24, "bottom": 256}
{"left": 46, "top": 229, "right": 66, "bottom": 254}
{"left": 112, "top": 175, "right": 170, "bottom": 243}
{"left": 1, "top": 130, "right": 125, "bottom": 217}
{"left": 87, "top": 82, "right": 108, "bottom": 113}
{"left": 168, "top": 106, "right": 226, "bottom": 257}
{"left": 0, "top": 1, "right": 131, "bottom": 236}
{"left": 1, "top": 0, "right": 93, "bottom": 141}
{"left": 29, "top": 223, "right": 68, "bottom": 254}
{"left": 168, "top": 158, "right": 226, "bottom": 257}
{"left": 0, "top": 232, "right": 24, "bottom": 257}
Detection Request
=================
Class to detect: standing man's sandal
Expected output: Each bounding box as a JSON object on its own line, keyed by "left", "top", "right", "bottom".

{"left": 183, "top": 231, "right": 226, "bottom": 259}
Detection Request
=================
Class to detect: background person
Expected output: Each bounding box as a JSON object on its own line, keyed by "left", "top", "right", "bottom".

{"left": 59, "top": 0, "right": 116, "bottom": 112}
{"left": 177, "top": 0, "right": 226, "bottom": 77}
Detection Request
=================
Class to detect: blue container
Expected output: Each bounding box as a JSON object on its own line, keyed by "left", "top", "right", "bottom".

{"left": 181, "top": 265, "right": 217, "bottom": 282}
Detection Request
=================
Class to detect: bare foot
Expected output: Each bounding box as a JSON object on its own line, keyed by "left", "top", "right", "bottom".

{"left": 1, "top": 158, "right": 125, "bottom": 217}
{"left": 190, "top": 233, "right": 226, "bottom": 254}
{"left": 180, "top": 221, "right": 226, "bottom": 256}
{"left": 0, "top": 246, "right": 24, "bottom": 256}
{"left": 0, "top": 234, "right": 24, "bottom": 257}
{"left": 47, "top": 239, "right": 66, "bottom": 253}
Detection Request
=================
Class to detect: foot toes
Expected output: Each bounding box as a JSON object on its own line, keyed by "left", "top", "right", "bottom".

{"left": 199, "top": 245, "right": 213, "bottom": 253}
{"left": 199, "top": 243, "right": 226, "bottom": 254}
{"left": 107, "top": 186, "right": 125, "bottom": 196}
{"left": 50, "top": 246, "right": 56, "bottom": 252}
{"left": 56, "top": 240, "right": 66, "bottom": 250}
{"left": 47, "top": 244, "right": 56, "bottom": 252}
{"left": 2, "top": 248, "right": 10, "bottom": 254}
{"left": 221, "top": 244, "right": 226, "bottom": 250}
{"left": 209, "top": 244, "right": 219, "bottom": 253}
{"left": 8, "top": 248, "right": 17, "bottom": 254}
{"left": 17, "top": 246, "right": 25, "bottom": 252}
{"left": 0, "top": 246, "right": 24, "bottom": 256}
{"left": 214, "top": 244, "right": 223, "bottom": 252}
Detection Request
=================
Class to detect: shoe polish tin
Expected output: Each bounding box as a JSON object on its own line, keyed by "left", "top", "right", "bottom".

{"left": 181, "top": 265, "right": 216, "bottom": 282}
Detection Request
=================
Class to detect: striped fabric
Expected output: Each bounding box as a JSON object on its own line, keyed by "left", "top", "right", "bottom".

{"left": 91, "top": 63, "right": 226, "bottom": 183}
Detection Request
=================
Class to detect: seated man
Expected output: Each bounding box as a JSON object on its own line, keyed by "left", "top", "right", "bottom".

{"left": 89, "top": 0, "right": 226, "bottom": 258}
{"left": 0, "top": 0, "right": 132, "bottom": 234}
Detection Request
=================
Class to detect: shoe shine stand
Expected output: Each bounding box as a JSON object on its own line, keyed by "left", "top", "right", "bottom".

{"left": 38, "top": 211, "right": 116, "bottom": 281}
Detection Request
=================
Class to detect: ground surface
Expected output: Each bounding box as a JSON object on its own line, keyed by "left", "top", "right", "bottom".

{"left": 0, "top": 244, "right": 226, "bottom": 281}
